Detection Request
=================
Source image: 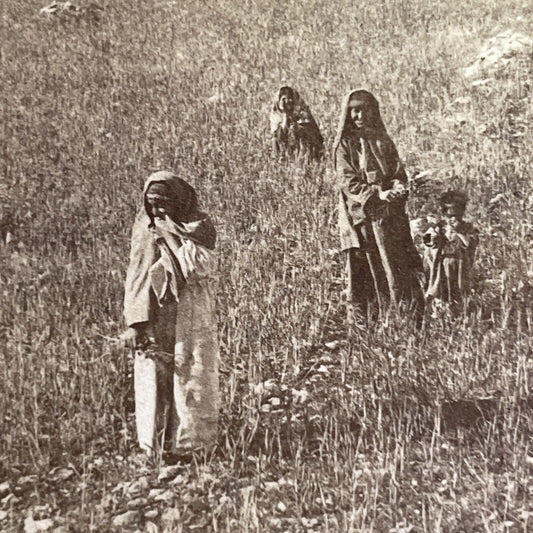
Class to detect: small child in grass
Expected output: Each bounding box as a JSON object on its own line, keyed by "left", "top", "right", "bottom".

{"left": 422, "top": 190, "right": 479, "bottom": 308}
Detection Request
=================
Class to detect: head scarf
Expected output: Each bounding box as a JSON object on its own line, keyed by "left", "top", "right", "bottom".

{"left": 142, "top": 171, "right": 216, "bottom": 250}
{"left": 135, "top": 172, "right": 216, "bottom": 305}
{"left": 332, "top": 89, "right": 399, "bottom": 179}
{"left": 270, "top": 85, "right": 315, "bottom": 135}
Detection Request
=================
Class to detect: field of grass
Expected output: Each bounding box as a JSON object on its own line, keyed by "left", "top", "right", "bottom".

{"left": 1, "top": 0, "right": 532, "bottom": 531}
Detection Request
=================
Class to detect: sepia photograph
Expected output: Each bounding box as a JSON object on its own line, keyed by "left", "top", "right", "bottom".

{"left": 1, "top": 0, "right": 532, "bottom": 531}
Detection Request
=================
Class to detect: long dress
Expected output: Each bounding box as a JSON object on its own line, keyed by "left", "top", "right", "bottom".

{"left": 124, "top": 171, "right": 219, "bottom": 455}
{"left": 423, "top": 220, "right": 478, "bottom": 304}
{"left": 270, "top": 86, "right": 324, "bottom": 160}
{"left": 334, "top": 89, "right": 424, "bottom": 317}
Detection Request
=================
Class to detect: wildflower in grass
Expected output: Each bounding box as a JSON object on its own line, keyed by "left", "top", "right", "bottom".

{"left": 270, "top": 86, "right": 324, "bottom": 161}
{"left": 122, "top": 171, "right": 219, "bottom": 457}
{"left": 334, "top": 89, "right": 424, "bottom": 321}
{"left": 423, "top": 190, "right": 479, "bottom": 308}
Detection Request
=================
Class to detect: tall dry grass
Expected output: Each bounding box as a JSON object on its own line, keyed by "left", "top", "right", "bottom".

{"left": 1, "top": 0, "right": 532, "bottom": 530}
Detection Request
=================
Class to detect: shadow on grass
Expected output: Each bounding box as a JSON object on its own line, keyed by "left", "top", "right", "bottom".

{"left": 220, "top": 394, "right": 533, "bottom": 464}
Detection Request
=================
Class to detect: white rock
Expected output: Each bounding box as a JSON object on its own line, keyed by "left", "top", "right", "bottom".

{"left": 161, "top": 508, "right": 181, "bottom": 522}
{"left": 111, "top": 510, "right": 139, "bottom": 528}
{"left": 127, "top": 476, "right": 149, "bottom": 496}
{"left": 269, "top": 397, "right": 281, "bottom": 407}
{"left": 144, "top": 521, "right": 159, "bottom": 533}
{"left": 158, "top": 465, "right": 181, "bottom": 481}
{"left": 0, "top": 510, "right": 8, "bottom": 520}
{"left": 291, "top": 388, "right": 309, "bottom": 404}
{"left": 127, "top": 497, "right": 148, "bottom": 509}
{"left": 169, "top": 474, "right": 187, "bottom": 486}
{"left": 24, "top": 517, "right": 54, "bottom": 533}
{"left": 19, "top": 475, "right": 38, "bottom": 486}
{"left": 153, "top": 489, "right": 175, "bottom": 504}
{"left": 148, "top": 488, "right": 165, "bottom": 499}
{"left": 0, "top": 480, "right": 10, "bottom": 497}
{"left": 49, "top": 468, "right": 73, "bottom": 482}
{"left": 276, "top": 501, "right": 287, "bottom": 512}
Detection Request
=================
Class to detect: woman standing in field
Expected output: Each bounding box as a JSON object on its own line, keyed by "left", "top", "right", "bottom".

{"left": 121, "top": 171, "right": 219, "bottom": 458}
{"left": 334, "top": 89, "right": 424, "bottom": 322}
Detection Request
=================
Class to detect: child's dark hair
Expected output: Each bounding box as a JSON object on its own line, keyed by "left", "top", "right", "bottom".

{"left": 439, "top": 190, "right": 468, "bottom": 213}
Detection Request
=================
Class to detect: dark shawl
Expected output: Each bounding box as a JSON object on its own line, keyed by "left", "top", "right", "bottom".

{"left": 334, "top": 89, "right": 408, "bottom": 250}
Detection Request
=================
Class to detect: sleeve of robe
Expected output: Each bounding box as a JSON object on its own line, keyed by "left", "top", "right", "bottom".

{"left": 124, "top": 211, "right": 157, "bottom": 327}
{"left": 336, "top": 138, "right": 380, "bottom": 213}
{"left": 371, "top": 137, "right": 408, "bottom": 189}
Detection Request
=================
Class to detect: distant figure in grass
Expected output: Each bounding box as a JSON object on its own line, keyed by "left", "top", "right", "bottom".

{"left": 422, "top": 190, "right": 479, "bottom": 309}
{"left": 334, "top": 89, "right": 424, "bottom": 322}
{"left": 121, "top": 171, "right": 219, "bottom": 458}
{"left": 270, "top": 86, "right": 324, "bottom": 161}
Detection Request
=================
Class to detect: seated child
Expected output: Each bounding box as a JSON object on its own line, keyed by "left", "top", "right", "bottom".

{"left": 270, "top": 86, "right": 324, "bottom": 161}
{"left": 423, "top": 190, "right": 479, "bottom": 306}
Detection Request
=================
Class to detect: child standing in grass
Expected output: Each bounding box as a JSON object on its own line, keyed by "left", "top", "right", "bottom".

{"left": 423, "top": 190, "right": 479, "bottom": 308}
{"left": 121, "top": 171, "right": 219, "bottom": 458}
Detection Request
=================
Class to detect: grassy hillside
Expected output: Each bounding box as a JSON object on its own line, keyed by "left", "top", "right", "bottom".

{"left": 1, "top": 0, "right": 532, "bottom": 531}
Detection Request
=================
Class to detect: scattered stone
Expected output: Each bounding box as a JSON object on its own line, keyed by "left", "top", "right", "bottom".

{"left": 2, "top": 493, "right": 19, "bottom": 506}
{"left": 111, "top": 510, "right": 139, "bottom": 528}
{"left": 126, "top": 497, "right": 148, "bottom": 509}
{"left": 161, "top": 508, "right": 181, "bottom": 523}
{"left": 126, "top": 477, "right": 149, "bottom": 497}
{"left": 291, "top": 388, "right": 309, "bottom": 404}
{"left": 464, "top": 30, "right": 533, "bottom": 81}
{"left": 0, "top": 481, "right": 10, "bottom": 497}
{"left": 19, "top": 475, "right": 38, "bottom": 486}
{"left": 40, "top": 2, "right": 77, "bottom": 15}
{"left": 144, "top": 521, "right": 159, "bottom": 533}
{"left": 389, "top": 522, "right": 414, "bottom": 533}
{"left": 251, "top": 379, "right": 279, "bottom": 395}
{"left": 301, "top": 517, "right": 319, "bottom": 528}
{"left": 277, "top": 501, "right": 287, "bottom": 512}
{"left": 39, "top": 1, "right": 103, "bottom": 19}
{"left": 49, "top": 468, "right": 74, "bottom": 483}
{"left": 153, "top": 489, "right": 176, "bottom": 504}
{"left": 0, "top": 510, "right": 8, "bottom": 520}
{"left": 145, "top": 509, "right": 159, "bottom": 519}
{"left": 148, "top": 488, "right": 165, "bottom": 499}
{"left": 24, "top": 517, "right": 54, "bottom": 533}
{"left": 264, "top": 481, "right": 280, "bottom": 492}
{"left": 169, "top": 474, "right": 187, "bottom": 486}
{"left": 158, "top": 465, "right": 181, "bottom": 481}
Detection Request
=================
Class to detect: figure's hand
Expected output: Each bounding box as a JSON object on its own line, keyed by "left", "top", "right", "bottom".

{"left": 444, "top": 225, "right": 457, "bottom": 241}
{"left": 118, "top": 327, "right": 140, "bottom": 349}
{"left": 379, "top": 189, "right": 401, "bottom": 202}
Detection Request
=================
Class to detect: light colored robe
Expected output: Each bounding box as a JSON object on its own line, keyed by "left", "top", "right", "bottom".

{"left": 124, "top": 171, "right": 219, "bottom": 455}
